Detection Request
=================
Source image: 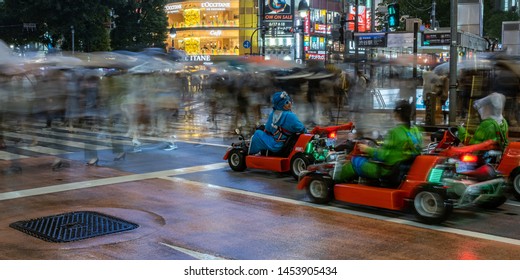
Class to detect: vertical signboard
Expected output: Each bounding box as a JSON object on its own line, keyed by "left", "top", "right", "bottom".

{"left": 347, "top": 5, "right": 371, "bottom": 32}
{"left": 263, "top": 0, "right": 295, "bottom": 36}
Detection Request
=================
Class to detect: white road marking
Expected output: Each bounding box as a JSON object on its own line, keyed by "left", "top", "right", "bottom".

{"left": 159, "top": 242, "right": 227, "bottom": 260}
{"left": 1, "top": 160, "right": 520, "bottom": 247}
{"left": 0, "top": 162, "right": 228, "bottom": 201}
{"left": 0, "top": 150, "right": 29, "bottom": 160}
{"left": 17, "top": 145, "right": 72, "bottom": 155}
{"left": 161, "top": 176, "right": 520, "bottom": 247}
{"left": 2, "top": 131, "right": 108, "bottom": 150}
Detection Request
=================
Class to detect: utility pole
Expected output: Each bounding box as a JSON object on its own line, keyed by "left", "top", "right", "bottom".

{"left": 71, "top": 26, "right": 75, "bottom": 54}
{"left": 449, "top": 0, "right": 458, "bottom": 125}
{"left": 431, "top": 0, "right": 437, "bottom": 30}
{"left": 354, "top": 0, "right": 359, "bottom": 72}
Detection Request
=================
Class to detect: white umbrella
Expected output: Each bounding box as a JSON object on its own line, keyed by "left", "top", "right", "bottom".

{"left": 433, "top": 58, "right": 493, "bottom": 75}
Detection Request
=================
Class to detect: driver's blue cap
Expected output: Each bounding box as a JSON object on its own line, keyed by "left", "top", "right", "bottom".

{"left": 272, "top": 91, "right": 291, "bottom": 110}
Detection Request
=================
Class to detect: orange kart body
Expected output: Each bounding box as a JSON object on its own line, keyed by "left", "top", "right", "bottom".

{"left": 236, "top": 133, "right": 313, "bottom": 173}
{"left": 440, "top": 140, "right": 520, "bottom": 181}
{"left": 223, "top": 122, "right": 355, "bottom": 178}
{"left": 297, "top": 155, "right": 440, "bottom": 210}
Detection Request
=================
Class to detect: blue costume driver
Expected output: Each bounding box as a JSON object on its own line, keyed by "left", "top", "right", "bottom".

{"left": 248, "top": 91, "right": 307, "bottom": 155}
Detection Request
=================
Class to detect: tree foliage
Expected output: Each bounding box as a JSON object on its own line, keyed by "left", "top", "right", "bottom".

{"left": 0, "top": 0, "right": 168, "bottom": 52}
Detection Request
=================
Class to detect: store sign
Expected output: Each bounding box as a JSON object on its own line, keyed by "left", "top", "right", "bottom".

{"left": 188, "top": 55, "right": 211, "bottom": 62}
{"left": 165, "top": 4, "right": 182, "bottom": 13}
{"left": 348, "top": 5, "right": 371, "bottom": 32}
{"left": 306, "top": 53, "right": 325, "bottom": 60}
{"left": 387, "top": 33, "right": 414, "bottom": 48}
{"left": 422, "top": 32, "right": 451, "bottom": 46}
{"left": 314, "top": 24, "right": 332, "bottom": 34}
{"left": 355, "top": 33, "right": 386, "bottom": 48}
{"left": 201, "top": 2, "right": 230, "bottom": 11}
{"left": 209, "top": 30, "right": 222, "bottom": 36}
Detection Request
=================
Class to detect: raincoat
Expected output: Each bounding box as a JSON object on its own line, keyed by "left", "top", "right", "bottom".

{"left": 458, "top": 92, "right": 509, "bottom": 150}
{"left": 248, "top": 91, "right": 307, "bottom": 155}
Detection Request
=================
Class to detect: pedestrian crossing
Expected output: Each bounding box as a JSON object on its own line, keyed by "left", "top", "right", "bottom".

{"left": 0, "top": 113, "right": 236, "bottom": 161}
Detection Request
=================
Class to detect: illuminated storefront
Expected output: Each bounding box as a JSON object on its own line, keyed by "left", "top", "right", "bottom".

{"left": 165, "top": 0, "right": 257, "bottom": 59}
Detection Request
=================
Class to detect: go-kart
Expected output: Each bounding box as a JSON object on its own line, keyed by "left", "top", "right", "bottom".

{"left": 223, "top": 122, "right": 354, "bottom": 179}
{"left": 297, "top": 138, "right": 508, "bottom": 224}
{"left": 428, "top": 126, "right": 520, "bottom": 201}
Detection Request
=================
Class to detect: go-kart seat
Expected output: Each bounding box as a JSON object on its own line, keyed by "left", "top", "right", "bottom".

{"left": 378, "top": 157, "right": 417, "bottom": 188}
{"left": 265, "top": 133, "right": 301, "bottom": 157}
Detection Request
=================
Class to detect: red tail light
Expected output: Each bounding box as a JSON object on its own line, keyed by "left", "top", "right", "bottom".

{"left": 328, "top": 131, "right": 336, "bottom": 139}
{"left": 461, "top": 154, "right": 478, "bottom": 163}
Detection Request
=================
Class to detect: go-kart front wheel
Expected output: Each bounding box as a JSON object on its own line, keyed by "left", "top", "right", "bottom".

{"left": 228, "top": 149, "right": 247, "bottom": 172}
{"left": 511, "top": 169, "right": 520, "bottom": 201}
{"left": 413, "top": 190, "right": 452, "bottom": 224}
{"left": 306, "top": 175, "right": 334, "bottom": 204}
{"left": 290, "top": 153, "right": 312, "bottom": 180}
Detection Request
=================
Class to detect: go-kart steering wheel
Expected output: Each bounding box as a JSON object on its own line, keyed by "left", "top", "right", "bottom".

{"left": 346, "top": 137, "right": 380, "bottom": 156}
{"left": 357, "top": 137, "right": 380, "bottom": 148}
{"left": 448, "top": 127, "right": 461, "bottom": 146}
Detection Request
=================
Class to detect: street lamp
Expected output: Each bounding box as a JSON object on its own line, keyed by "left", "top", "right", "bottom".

{"left": 295, "top": 0, "right": 309, "bottom": 63}
{"left": 169, "top": 26, "right": 177, "bottom": 50}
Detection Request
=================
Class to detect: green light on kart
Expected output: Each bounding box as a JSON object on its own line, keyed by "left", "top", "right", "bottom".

{"left": 428, "top": 168, "right": 444, "bottom": 183}
{"left": 305, "top": 142, "right": 314, "bottom": 153}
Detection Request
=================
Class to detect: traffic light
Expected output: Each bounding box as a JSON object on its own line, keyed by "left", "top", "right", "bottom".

{"left": 387, "top": 3, "right": 399, "bottom": 28}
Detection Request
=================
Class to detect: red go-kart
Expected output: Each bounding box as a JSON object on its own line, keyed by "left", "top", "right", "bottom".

{"left": 223, "top": 122, "right": 354, "bottom": 179}
{"left": 427, "top": 126, "right": 520, "bottom": 201}
{"left": 297, "top": 138, "right": 509, "bottom": 224}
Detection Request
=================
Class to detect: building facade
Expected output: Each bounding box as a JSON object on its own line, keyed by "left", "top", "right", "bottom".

{"left": 165, "top": 0, "right": 258, "bottom": 61}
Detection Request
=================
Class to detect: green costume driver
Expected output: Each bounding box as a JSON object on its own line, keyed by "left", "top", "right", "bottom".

{"left": 458, "top": 92, "right": 509, "bottom": 150}
{"left": 340, "top": 100, "right": 423, "bottom": 182}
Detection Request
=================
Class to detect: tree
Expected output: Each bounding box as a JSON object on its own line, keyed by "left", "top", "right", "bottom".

{"left": 0, "top": 0, "right": 168, "bottom": 52}
{"left": 374, "top": 0, "right": 450, "bottom": 31}
{"left": 483, "top": 9, "right": 520, "bottom": 43}
{"left": 109, "top": 0, "right": 168, "bottom": 51}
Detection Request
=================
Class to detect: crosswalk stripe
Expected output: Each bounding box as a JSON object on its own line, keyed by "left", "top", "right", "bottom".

{"left": 17, "top": 145, "right": 72, "bottom": 156}
{"left": 2, "top": 131, "right": 110, "bottom": 150}
{"left": 0, "top": 150, "right": 30, "bottom": 160}
{"left": 33, "top": 128, "right": 134, "bottom": 146}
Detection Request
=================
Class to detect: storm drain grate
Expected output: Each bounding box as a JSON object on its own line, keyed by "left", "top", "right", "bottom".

{"left": 9, "top": 211, "right": 139, "bottom": 243}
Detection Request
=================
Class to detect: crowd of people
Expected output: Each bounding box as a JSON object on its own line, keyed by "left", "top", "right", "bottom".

{"left": 1, "top": 53, "right": 372, "bottom": 164}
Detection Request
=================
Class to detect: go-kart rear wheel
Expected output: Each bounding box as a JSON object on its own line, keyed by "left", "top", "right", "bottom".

{"left": 228, "top": 149, "right": 247, "bottom": 172}
{"left": 510, "top": 169, "right": 520, "bottom": 201}
{"left": 290, "top": 153, "right": 312, "bottom": 180}
{"left": 413, "top": 190, "right": 452, "bottom": 224}
{"left": 306, "top": 175, "right": 334, "bottom": 204}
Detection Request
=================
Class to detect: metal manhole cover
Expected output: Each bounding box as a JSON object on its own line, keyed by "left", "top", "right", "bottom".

{"left": 9, "top": 211, "right": 139, "bottom": 243}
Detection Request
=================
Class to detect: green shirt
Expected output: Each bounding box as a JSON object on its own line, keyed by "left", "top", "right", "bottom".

{"left": 364, "top": 124, "right": 423, "bottom": 166}
{"left": 458, "top": 119, "right": 509, "bottom": 150}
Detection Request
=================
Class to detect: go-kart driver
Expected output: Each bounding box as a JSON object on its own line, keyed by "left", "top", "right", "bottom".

{"left": 457, "top": 92, "right": 509, "bottom": 151}
{"left": 248, "top": 91, "right": 307, "bottom": 155}
{"left": 339, "top": 100, "right": 423, "bottom": 182}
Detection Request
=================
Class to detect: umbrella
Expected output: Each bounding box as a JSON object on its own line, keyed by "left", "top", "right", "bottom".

{"left": 433, "top": 58, "right": 493, "bottom": 76}
{"left": 229, "top": 56, "right": 304, "bottom": 71}
{"left": 128, "top": 56, "right": 185, "bottom": 74}
{"left": 0, "top": 40, "right": 29, "bottom": 76}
